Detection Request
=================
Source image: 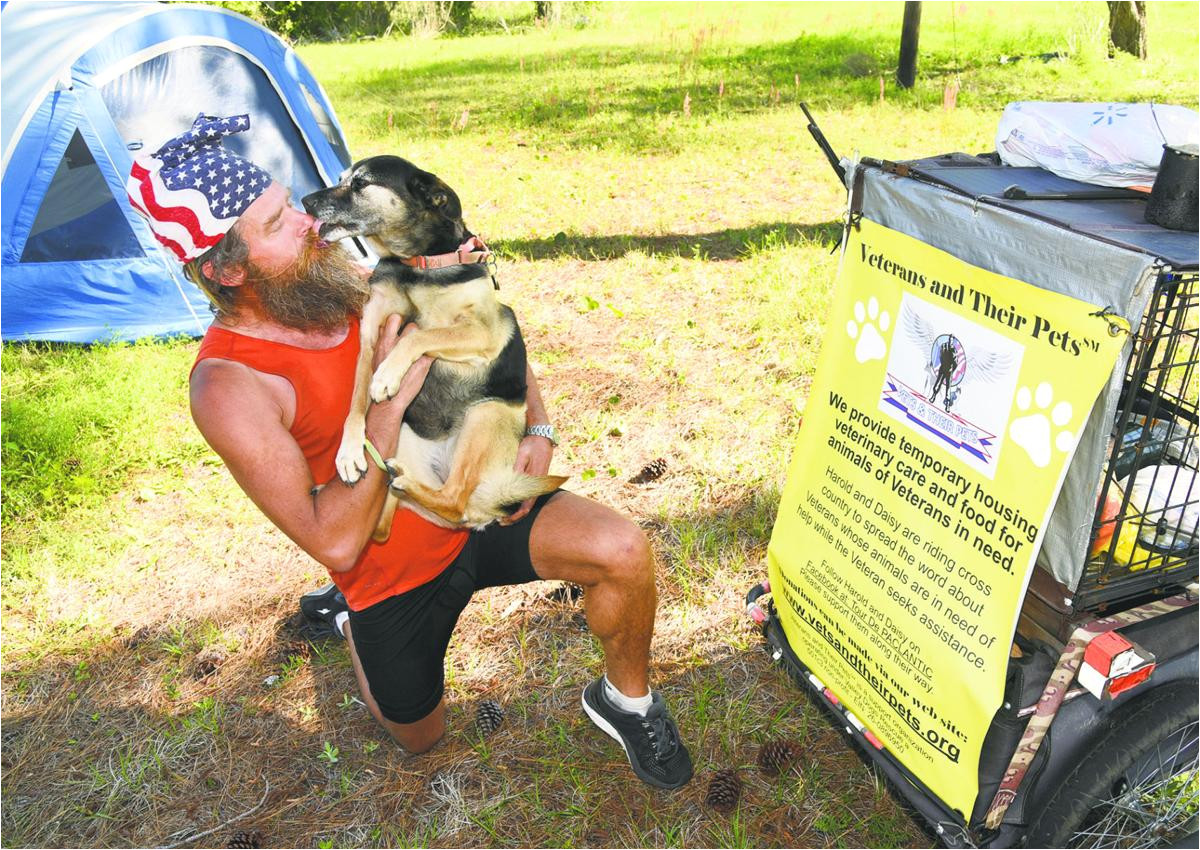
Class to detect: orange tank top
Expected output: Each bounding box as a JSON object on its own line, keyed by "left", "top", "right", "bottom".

{"left": 191, "top": 317, "right": 468, "bottom": 610}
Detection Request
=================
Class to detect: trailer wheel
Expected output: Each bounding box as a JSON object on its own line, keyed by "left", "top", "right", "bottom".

{"left": 1026, "top": 685, "right": 1198, "bottom": 848}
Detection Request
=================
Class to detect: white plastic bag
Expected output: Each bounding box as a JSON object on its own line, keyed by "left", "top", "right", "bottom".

{"left": 996, "top": 102, "right": 1200, "bottom": 188}
{"left": 1118, "top": 464, "right": 1198, "bottom": 553}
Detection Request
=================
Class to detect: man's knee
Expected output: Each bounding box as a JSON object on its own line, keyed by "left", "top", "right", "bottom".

{"left": 390, "top": 723, "right": 444, "bottom": 754}
{"left": 592, "top": 518, "right": 654, "bottom": 585}
{"left": 375, "top": 707, "right": 446, "bottom": 754}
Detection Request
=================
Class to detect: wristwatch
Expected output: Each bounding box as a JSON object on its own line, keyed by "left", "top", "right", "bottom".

{"left": 525, "top": 423, "right": 559, "bottom": 446}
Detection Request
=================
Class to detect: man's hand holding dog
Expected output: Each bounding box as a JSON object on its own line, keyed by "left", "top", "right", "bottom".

{"left": 502, "top": 434, "right": 554, "bottom": 524}
{"left": 503, "top": 362, "right": 556, "bottom": 525}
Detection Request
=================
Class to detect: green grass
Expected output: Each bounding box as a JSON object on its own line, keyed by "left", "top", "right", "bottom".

{"left": 2, "top": 1, "right": 1197, "bottom": 847}
{"left": 304, "top": 1, "right": 1197, "bottom": 150}
{"left": 1, "top": 339, "right": 206, "bottom": 526}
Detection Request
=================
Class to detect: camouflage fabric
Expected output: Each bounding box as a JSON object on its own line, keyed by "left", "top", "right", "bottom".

{"left": 983, "top": 588, "right": 1197, "bottom": 830}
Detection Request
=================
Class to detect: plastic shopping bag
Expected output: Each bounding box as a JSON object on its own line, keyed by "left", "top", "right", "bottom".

{"left": 1109, "top": 464, "right": 1199, "bottom": 572}
{"left": 996, "top": 102, "right": 1200, "bottom": 188}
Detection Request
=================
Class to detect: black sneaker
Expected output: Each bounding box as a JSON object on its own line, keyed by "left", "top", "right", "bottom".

{"left": 299, "top": 583, "right": 347, "bottom": 641}
{"left": 581, "top": 678, "right": 694, "bottom": 789}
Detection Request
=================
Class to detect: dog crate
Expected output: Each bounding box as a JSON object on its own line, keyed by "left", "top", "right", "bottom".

{"left": 1079, "top": 268, "right": 1198, "bottom": 610}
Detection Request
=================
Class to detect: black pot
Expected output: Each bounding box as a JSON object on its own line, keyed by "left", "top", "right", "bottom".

{"left": 1145, "top": 143, "right": 1198, "bottom": 231}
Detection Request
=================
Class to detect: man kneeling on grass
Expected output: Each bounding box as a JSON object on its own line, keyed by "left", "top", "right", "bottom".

{"left": 127, "top": 114, "right": 693, "bottom": 789}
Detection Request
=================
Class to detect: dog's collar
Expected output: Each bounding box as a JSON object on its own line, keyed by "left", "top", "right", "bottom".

{"left": 399, "top": 236, "right": 492, "bottom": 271}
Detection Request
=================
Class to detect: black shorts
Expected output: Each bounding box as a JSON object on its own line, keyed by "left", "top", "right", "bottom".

{"left": 347, "top": 491, "right": 559, "bottom": 724}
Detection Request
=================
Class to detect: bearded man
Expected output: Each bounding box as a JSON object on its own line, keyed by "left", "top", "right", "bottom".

{"left": 126, "top": 115, "right": 693, "bottom": 789}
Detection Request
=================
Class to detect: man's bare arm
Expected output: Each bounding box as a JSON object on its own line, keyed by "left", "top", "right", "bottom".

{"left": 190, "top": 317, "right": 428, "bottom": 571}
{"left": 503, "top": 362, "right": 556, "bottom": 525}
{"left": 524, "top": 361, "right": 551, "bottom": 429}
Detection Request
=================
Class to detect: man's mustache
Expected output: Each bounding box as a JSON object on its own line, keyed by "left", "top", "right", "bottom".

{"left": 247, "top": 230, "right": 333, "bottom": 284}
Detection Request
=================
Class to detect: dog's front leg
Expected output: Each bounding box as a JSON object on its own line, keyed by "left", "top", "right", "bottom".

{"left": 371, "top": 486, "right": 402, "bottom": 542}
{"left": 337, "top": 286, "right": 409, "bottom": 484}
{"left": 369, "top": 321, "right": 492, "bottom": 403}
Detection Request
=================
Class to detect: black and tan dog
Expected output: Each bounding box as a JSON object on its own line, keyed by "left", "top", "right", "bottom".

{"left": 303, "top": 156, "right": 565, "bottom": 537}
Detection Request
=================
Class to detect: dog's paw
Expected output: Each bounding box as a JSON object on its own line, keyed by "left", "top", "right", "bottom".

{"left": 369, "top": 367, "right": 404, "bottom": 404}
{"left": 336, "top": 425, "right": 369, "bottom": 485}
{"left": 369, "top": 343, "right": 420, "bottom": 403}
{"left": 386, "top": 462, "right": 410, "bottom": 493}
{"left": 1009, "top": 382, "right": 1075, "bottom": 468}
{"left": 336, "top": 446, "right": 369, "bottom": 485}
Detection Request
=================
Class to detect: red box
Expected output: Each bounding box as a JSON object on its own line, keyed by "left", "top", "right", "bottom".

{"left": 1083, "top": 631, "right": 1134, "bottom": 677}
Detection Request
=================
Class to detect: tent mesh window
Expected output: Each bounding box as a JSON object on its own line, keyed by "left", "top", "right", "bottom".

{"left": 99, "top": 45, "right": 327, "bottom": 201}
{"left": 1078, "top": 270, "right": 1199, "bottom": 611}
{"left": 19, "top": 129, "right": 143, "bottom": 263}
{"left": 300, "top": 84, "right": 352, "bottom": 171}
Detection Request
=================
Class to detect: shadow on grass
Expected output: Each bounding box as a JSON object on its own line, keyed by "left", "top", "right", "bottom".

{"left": 494, "top": 220, "right": 843, "bottom": 262}
{"left": 327, "top": 32, "right": 926, "bottom": 150}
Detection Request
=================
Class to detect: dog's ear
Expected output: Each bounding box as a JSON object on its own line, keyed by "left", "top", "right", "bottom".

{"left": 407, "top": 171, "right": 462, "bottom": 220}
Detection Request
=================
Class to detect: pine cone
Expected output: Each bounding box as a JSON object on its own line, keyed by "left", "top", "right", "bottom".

{"left": 475, "top": 699, "right": 505, "bottom": 735}
{"left": 704, "top": 768, "right": 743, "bottom": 813}
{"left": 757, "top": 738, "right": 800, "bottom": 776}
{"left": 192, "top": 645, "right": 227, "bottom": 680}
{"left": 628, "top": 458, "right": 667, "bottom": 484}
{"left": 227, "top": 830, "right": 263, "bottom": 849}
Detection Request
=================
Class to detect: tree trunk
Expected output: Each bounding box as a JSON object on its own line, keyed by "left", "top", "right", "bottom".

{"left": 896, "top": 2, "right": 922, "bottom": 89}
{"left": 534, "top": 1, "right": 551, "bottom": 20}
{"left": 1107, "top": 1, "right": 1148, "bottom": 59}
{"left": 439, "top": 1, "right": 473, "bottom": 32}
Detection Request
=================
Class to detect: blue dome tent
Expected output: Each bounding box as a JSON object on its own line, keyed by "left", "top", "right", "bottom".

{"left": 1, "top": 1, "right": 353, "bottom": 341}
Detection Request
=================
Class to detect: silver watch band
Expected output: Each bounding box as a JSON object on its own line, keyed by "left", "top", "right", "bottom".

{"left": 526, "top": 423, "right": 559, "bottom": 446}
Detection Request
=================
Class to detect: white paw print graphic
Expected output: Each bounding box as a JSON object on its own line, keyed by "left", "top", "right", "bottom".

{"left": 846, "top": 297, "right": 890, "bottom": 363}
{"left": 1008, "top": 382, "right": 1075, "bottom": 468}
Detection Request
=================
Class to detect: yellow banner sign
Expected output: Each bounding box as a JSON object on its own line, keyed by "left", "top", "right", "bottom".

{"left": 767, "top": 219, "right": 1127, "bottom": 817}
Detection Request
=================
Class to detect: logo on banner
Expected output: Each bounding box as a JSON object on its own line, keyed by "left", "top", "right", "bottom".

{"left": 879, "top": 295, "right": 1023, "bottom": 478}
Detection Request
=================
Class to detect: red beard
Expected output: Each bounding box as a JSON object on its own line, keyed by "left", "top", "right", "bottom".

{"left": 243, "top": 232, "right": 369, "bottom": 332}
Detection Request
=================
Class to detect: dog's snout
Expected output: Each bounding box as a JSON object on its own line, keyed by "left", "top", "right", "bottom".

{"left": 300, "top": 185, "right": 363, "bottom": 243}
{"left": 300, "top": 189, "right": 325, "bottom": 216}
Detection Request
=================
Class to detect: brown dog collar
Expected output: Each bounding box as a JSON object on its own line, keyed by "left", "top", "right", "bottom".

{"left": 399, "top": 235, "right": 492, "bottom": 270}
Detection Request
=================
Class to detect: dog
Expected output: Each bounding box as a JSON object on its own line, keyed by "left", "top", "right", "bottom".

{"left": 302, "top": 156, "right": 565, "bottom": 538}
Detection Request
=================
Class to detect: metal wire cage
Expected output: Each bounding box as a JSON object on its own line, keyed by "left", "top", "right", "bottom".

{"left": 1078, "top": 269, "right": 1199, "bottom": 612}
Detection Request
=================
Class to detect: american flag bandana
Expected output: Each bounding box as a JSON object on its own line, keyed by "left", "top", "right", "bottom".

{"left": 126, "top": 114, "right": 272, "bottom": 263}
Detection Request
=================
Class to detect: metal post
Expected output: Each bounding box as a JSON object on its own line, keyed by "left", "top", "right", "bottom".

{"left": 897, "top": 1, "right": 922, "bottom": 89}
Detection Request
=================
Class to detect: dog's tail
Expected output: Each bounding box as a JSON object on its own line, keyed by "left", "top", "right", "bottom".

{"left": 469, "top": 470, "right": 568, "bottom": 523}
